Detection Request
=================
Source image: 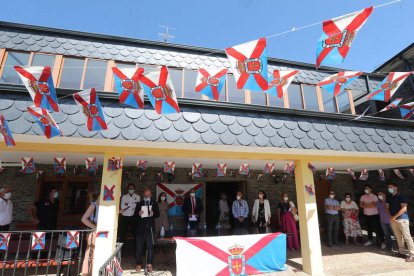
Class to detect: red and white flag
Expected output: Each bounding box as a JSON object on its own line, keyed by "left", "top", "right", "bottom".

{"left": 192, "top": 163, "right": 203, "bottom": 178}
{"left": 263, "top": 163, "right": 275, "bottom": 174}
{"left": 378, "top": 169, "right": 385, "bottom": 181}
{"left": 112, "top": 67, "right": 145, "bottom": 109}
{"left": 164, "top": 161, "right": 175, "bottom": 174}
{"left": 394, "top": 169, "right": 405, "bottom": 179}
{"left": 73, "top": 88, "right": 108, "bottom": 131}
{"left": 283, "top": 162, "right": 295, "bottom": 175}
{"left": 346, "top": 169, "right": 356, "bottom": 180}
{"left": 239, "top": 163, "right": 250, "bottom": 175}
{"left": 367, "top": 72, "right": 412, "bottom": 102}
{"left": 54, "top": 157, "right": 66, "bottom": 174}
{"left": 217, "top": 163, "right": 227, "bottom": 177}
{"left": 85, "top": 157, "right": 98, "bottom": 174}
{"left": 21, "top": 157, "right": 36, "bottom": 174}
{"left": 266, "top": 70, "right": 298, "bottom": 98}
{"left": 359, "top": 169, "right": 369, "bottom": 181}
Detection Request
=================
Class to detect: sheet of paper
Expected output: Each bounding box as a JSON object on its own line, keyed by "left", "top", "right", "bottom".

{"left": 141, "top": 205, "right": 152, "bottom": 218}
{"left": 189, "top": 215, "right": 197, "bottom": 221}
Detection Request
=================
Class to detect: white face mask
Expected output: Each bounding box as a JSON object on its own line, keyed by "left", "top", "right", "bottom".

{"left": 388, "top": 188, "right": 395, "bottom": 194}
{"left": 236, "top": 196, "right": 241, "bottom": 200}
{"left": 345, "top": 197, "right": 351, "bottom": 202}
{"left": 3, "top": 193, "right": 11, "bottom": 200}
{"left": 190, "top": 193, "right": 195, "bottom": 197}
{"left": 128, "top": 189, "right": 135, "bottom": 195}
{"left": 283, "top": 196, "right": 288, "bottom": 201}
{"left": 160, "top": 196, "right": 166, "bottom": 201}
{"left": 329, "top": 194, "right": 335, "bottom": 199}
{"left": 53, "top": 192, "right": 59, "bottom": 199}
{"left": 378, "top": 195, "right": 384, "bottom": 200}
{"left": 364, "top": 189, "right": 370, "bottom": 194}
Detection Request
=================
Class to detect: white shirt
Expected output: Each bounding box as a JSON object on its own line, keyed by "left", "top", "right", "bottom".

{"left": 252, "top": 199, "right": 271, "bottom": 223}
{"left": 0, "top": 198, "right": 12, "bottom": 226}
{"left": 120, "top": 193, "right": 140, "bottom": 217}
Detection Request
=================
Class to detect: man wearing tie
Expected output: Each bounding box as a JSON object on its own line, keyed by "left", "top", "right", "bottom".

{"left": 183, "top": 188, "right": 204, "bottom": 230}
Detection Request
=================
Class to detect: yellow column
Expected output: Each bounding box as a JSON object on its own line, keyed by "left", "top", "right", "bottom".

{"left": 294, "top": 160, "right": 323, "bottom": 276}
{"left": 92, "top": 153, "right": 123, "bottom": 276}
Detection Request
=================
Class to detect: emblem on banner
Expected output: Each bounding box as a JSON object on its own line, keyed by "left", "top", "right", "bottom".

{"left": 104, "top": 185, "right": 115, "bottom": 201}
{"left": 31, "top": 232, "right": 46, "bottom": 250}
{"left": 263, "top": 163, "right": 275, "bottom": 174}
{"left": 174, "top": 188, "right": 185, "bottom": 207}
{"left": 0, "top": 233, "right": 11, "bottom": 251}
{"left": 228, "top": 244, "right": 245, "bottom": 276}
{"left": 66, "top": 231, "right": 80, "bottom": 249}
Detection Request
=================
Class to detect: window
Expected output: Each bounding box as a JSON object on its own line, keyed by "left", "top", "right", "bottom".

{"left": 0, "top": 51, "right": 30, "bottom": 84}
{"left": 169, "top": 68, "right": 183, "bottom": 97}
{"left": 111, "top": 62, "right": 137, "bottom": 92}
{"left": 268, "top": 94, "right": 284, "bottom": 108}
{"left": 183, "top": 69, "right": 201, "bottom": 99}
{"left": 337, "top": 91, "right": 352, "bottom": 114}
{"left": 31, "top": 53, "right": 55, "bottom": 68}
{"left": 63, "top": 182, "right": 89, "bottom": 215}
{"left": 321, "top": 89, "right": 337, "bottom": 113}
{"left": 288, "top": 84, "right": 303, "bottom": 109}
{"left": 83, "top": 59, "right": 108, "bottom": 89}
{"left": 250, "top": 91, "right": 267, "bottom": 105}
{"left": 59, "top": 57, "right": 85, "bottom": 89}
{"left": 302, "top": 85, "right": 319, "bottom": 111}
{"left": 227, "top": 75, "right": 245, "bottom": 103}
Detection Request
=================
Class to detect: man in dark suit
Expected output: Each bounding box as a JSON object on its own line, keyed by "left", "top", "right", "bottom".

{"left": 182, "top": 188, "right": 204, "bottom": 230}
{"left": 133, "top": 189, "right": 159, "bottom": 273}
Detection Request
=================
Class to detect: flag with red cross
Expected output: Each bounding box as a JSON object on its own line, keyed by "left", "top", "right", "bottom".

{"left": 0, "top": 233, "right": 11, "bottom": 251}
{"left": 283, "top": 162, "right": 295, "bottom": 175}
{"left": 239, "top": 163, "right": 250, "bottom": 176}
{"left": 66, "top": 231, "right": 80, "bottom": 249}
{"left": 31, "top": 232, "right": 46, "bottom": 250}
{"left": 378, "top": 169, "right": 385, "bottom": 181}
{"left": 0, "top": 114, "right": 15, "bottom": 147}
{"left": 326, "top": 167, "right": 336, "bottom": 181}
{"left": 85, "top": 157, "right": 98, "bottom": 174}
{"left": 21, "top": 157, "right": 36, "bottom": 174}
{"left": 263, "top": 163, "right": 275, "bottom": 174}
{"left": 195, "top": 68, "right": 227, "bottom": 101}
{"left": 164, "top": 162, "right": 175, "bottom": 174}
{"left": 266, "top": 70, "right": 298, "bottom": 98}
{"left": 367, "top": 72, "right": 412, "bottom": 102}
{"left": 14, "top": 66, "right": 59, "bottom": 112}
{"left": 316, "top": 7, "right": 373, "bottom": 68}
{"left": 399, "top": 101, "right": 414, "bottom": 119}
{"left": 112, "top": 67, "right": 145, "bottom": 109}
{"left": 54, "top": 157, "right": 66, "bottom": 174}
{"left": 318, "top": 71, "right": 362, "bottom": 96}
{"left": 379, "top": 98, "right": 403, "bottom": 112}
{"left": 192, "top": 163, "right": 203, "bottom": 178}
{"left": 107, "top": 157, "right": 122, "bottom": 171}
{"left": 136, "top": 160, "right": 148, "bottom": 171}
{"left": 226, "top": 38, "right": 268, "bottom": 92}
{"left": 27, "top": 105, "right": 62, "bottom": 139}
{"left": 104, "top": 185, "right": 115, "bottom": 201}
{"left": 73, "top": 88, "right": 107, "bottom": 131}
{"left": 359, "top": 169, "right": 369, "bottom": 181}
{"left": 346, "top": 169, "right": 357, "bottom": 180}
{"left": 217, "top": 163, "right": 227, "bottom": 177}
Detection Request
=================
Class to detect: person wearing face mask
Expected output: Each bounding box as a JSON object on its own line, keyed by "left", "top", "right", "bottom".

{"left": 277, "top": 193, "right": 299, "bottom": 250}
{"left": 340, "top": 193, "right": 362, "bottom": 245}
{"left": 360, "top": 185, "right": 383, "bottom": 247}
{"left": 119, "top": 183, "right": 140, "bottom": 246}
{"left": 325, "top": 191, "right": 341, "bottom": 247}
{"left": 155, "top": 192, "right": 169, "bottom": 239}
{"left": 231, "top": 191, "right": 249, "bottom": 234}
{"left": 252, "top": 190, "right": 271, "bottom": 234}
{"left": 0, "top": 187, "right": 13, "bottom": 231}
{"left": 216, "top": 193, "right": 231, "bottom": 230}
{"left": 386, "top": 183, "right": 414, "bottom": 262}
{"left": 182, "top": 188, "right": 204, "bottom": 231}
{"left": 376, "top": 192, "right": 392, "bottom": 250}
{"left": 30, "top": 188, "right": 59, "bottom": 230}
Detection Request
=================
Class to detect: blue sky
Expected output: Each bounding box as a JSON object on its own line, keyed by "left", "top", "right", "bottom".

{"left": 0, "top": 0, "right": 411, "bottom": 72}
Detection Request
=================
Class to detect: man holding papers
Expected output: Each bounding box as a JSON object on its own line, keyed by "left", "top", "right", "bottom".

{"left": 182, "top": 188, "right": 204, "bottom": 230}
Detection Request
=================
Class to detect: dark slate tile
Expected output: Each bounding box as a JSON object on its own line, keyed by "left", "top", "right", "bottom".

{"left": 52, "top": 111, "right": 68, "bottom": 124}
{"left": 298, "top": 121, "right": 312, "bottom": 132}
{"left": 380, "top": 143, "right": 391, "bottom": 153}
{"left": 201, "top": 129, "right": 219, "bottom": 144}
{"left": 300, "top": 137, "right": 314, "bottom": 149}
{"left": 285, "top": 137, "right": 300, "bottom": 148}
{"left": 328, "top": 139, "right": 341, "bottom": 151}
{"left": 292, "top": 128, "right": 306, "bottom": 139}
{"left": 211, "top": 120, "right": 228, "bottom": 134}
{"left": 59, "top": 119, "right": 78, "bottom": 136}
{"left": 363, "top": 128, "right": 376, "bottom": 136}
{"left": 182, "top": 111, "right": 201, "bottom": 123}
{"left": 173, "top": 117, "right": 191, "bottom": 132}
{"left": 359, "top": 134, "right": 371, "bottom": 143}
{"left": 371, "top": 135, "right": 383, "bottom": 144}
{"left": 353, "top": 142, "right": 367, "bottom": 152}
{"left": 252, "top": 118, "right": 268, "bottom": 128}
{"left": 236, "top": 131, "right": 253, "bottom": 146}
{"left": 69, "top": 112, "right": 87, "bottom": 126}
{"left": 142, "top": 124, "right": 162, "bottom": 141}
{"left": 345, "top": 132, "right": 359, "bottom": 143}
{"left": 100, "top": 122, "right": 121, "bottom": 139}
{"left": 78, "top": 124, "right": 98, "bottom": 138}
{"left": 133, "top": 116, "right": 152, "bottom": 129}
{"left": 192, "top": 119, "right": 210, "bottom": 133}
{"left": 113, "top": 113, "right": 133, "bottom": 129}
{"left": 277, "top": 127, "right": 291, "bottom": 139}
{"left": 31, "top": 122, "right": 43, "bottom": 136}
{"left": 144, "top": 109, "right": 162, "bottom": 120}
{"left": 237, "top": 116, "right": 253, "bottom": 127}
{"left": 307, "top": 129, "right": 320, "bottom": 140}
{"left": 220, "top": 130, "right": 237, "bottom": 145}
{"left": 182, "top": 127, "right": 201, "bottom": 143}
{"left": 284, "top": 120, "right": 298, "bottom": 130}
{"left": 4, "top": 109, "right": 23, "bottom": 121}
{"left": 121, "top": 124, "right": 141, "bottom": 140}
{"left": 326, "top": 124, "right": 339, "bottom": 133}
{"left": 312, "top": 122, "right": 326, "bottom": 132}
{"left": 124, "top": 108, "right": 144, "bottom": 119}
{"left": 375, "top": 128, "right": 387, "bottom": 137}
{"left": 0, "top": 99, "right": 14, "bottom": 110}
{"left": 398, "top": 131, "right": 410, "bottom": 140}
{"left": 321, "top": 132, "right": 333, "bottom": 141}
{"left": 165, "top": 112, "right": 182, "bottom": 121}
{"left": 382, "top": 135, "right": 394, "bottom": 145}
{"left": 23, "top": 111, "right": 37, "bottom": 123}
{"left": 394, "top": 137, "right": 405, "bottom": 146}
{"left": 269, "top": 133, "right": 284, "bottom": 147}
{"left": 352, "top": 126, "right": 364, "bottom": 135}
{"left": 219, "top": 114, "right": 236, "bottom": 125}
{"left": 339, "top": 125, "right": 352, "bottom": 134}
{"left": 390, "top": 144, "right": 402, "bottom": 153}
{"left": 162, "top": 126, "right": 181, "bottom": 142}
{"left": 366, "top": 142, "right": 379, "bottom": 152}
{"left": 387, "top": 130, "right": 398, "bottom": 138}
{"left": 315, "top": 139, "right": 328, "bottom": 150}
{"left": 60, "top": 103, "right": 79, "bottom": 115}
{"left": 401, "top": 145, "right": 413, "bottom": 154}
{"left": 254, "top": 133, "right": 269, "bottom": 147}
{"left": 246, "top": 124, "right": 261, "bottom": 136}
{"left": 333, "top": 131, "right": 346, "bottom": 141}
{"left": 201, "top": 113, "right": 219, "bottom": 124}
{"left": 153, "top": 116, "right": 172, "bottom": 131}
{"left": 228, "top": 122, "right": 244, "bottom": 135}
{"left": 8, "top": 115, "right": 31, "bottom": 134}
{"left": 341, "top": 140, "right": 355, "bottom": 151}
{"left": 268, "top": 119, "right": 283, "bottom": 129}
{"left": 262, "top": 125, "right": 277, "bottom": 137}
{"left": 407, "top": 139, "right": 414, "bottom": 146}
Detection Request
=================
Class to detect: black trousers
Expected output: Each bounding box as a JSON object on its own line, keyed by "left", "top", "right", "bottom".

{"left": 135, "top": 228, "right": 154, "bottom": 265}
{"left": 365, "top": 214, "right": 383, "bottom": 243}
{"left": 119, "top": 215, "right": 136, "bottom": 243}
{"left": 326, "top": 214, "right": 339, "bottom": 245}
{"left": 0, "top": 225, "right": 10, "bottom": 231}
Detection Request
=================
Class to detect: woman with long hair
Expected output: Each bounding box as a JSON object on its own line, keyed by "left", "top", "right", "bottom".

{"left": 277, "top": 192, "right": 300, "bottom": 250}
{"left": 252, "top": 190, "right": 271, "bottom": 233}
{"left": 155, "top": 192, "right": 169, "bottom": 238}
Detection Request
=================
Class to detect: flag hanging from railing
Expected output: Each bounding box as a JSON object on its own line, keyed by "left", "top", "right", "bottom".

{"left": 85, "top": 157, "right": 98, "bottom": 174}
{"left": 367, "top": 72, "right": 412, "bottom": 101}
{"left": 217, "top": 163, "right": 227, "bottom": 177}
{"left": 192, "top": 163, "right": 203, "bottom": 178}
{"left": 107, "top": 157, "right": 122, "bottom": 171}
{"left": 164, "top": 162, "right": 175, "bottom": 174}
{"left": 326, "top": 167, "right": 336, "bottom": 181}
{"left": 27, "top": 106, "right": 61, "bottom": 139}
{"left": 359, "top": 169, "right": 369, "bottom": 180}
{"left": 0, "top": 114, "right": 15, "bottom": 147}
{"left": 73, "top": 88, "right": 108, "bottom": 131}
{"left": 378, "top": 169, "right": 385, "bottom": 181}
{"left": 308, "top": 162, "right": 316, "bottom": 174}
{"left": 239, "top": 163, "right": 250, "bottom": 175}
{"left": 195, "top": 68, "right": 227, "bottom": 101}
{"left": 316, "top": 7, "right": 373, "bottom": 68}
{"left": 283, "top": 162, "right": 295, "bottom": 175}
{"left": 31, "top": 232, "right": 46, "bottom": 250}
{"left": 347, "top": 168, "right": 357, "bottom": 180}
{"left": 318, "top": 71, "right": 362, "bottom": 96}
{"left": 264, "top": 163, "right": 275, "bottom": 174}
{"left": 66, "top": 231, "right": 80, "bottom": 249}
{"left": 136, "top": 160, "right": 148, "bottom": 171}
{"left": 112, "top": 67, "right": 145, "bottom": 109}
{"left": 394, "top": 169, "right": 405, "bottom": 179}
{"left": 54, "top": 157, "right": 66, "bottom": 174}
{"left": 379, "top": 98, "right": 403, "bottom": 112}
{"left": 266, "top": 70, "right": 298, "bottom": 98}
{"left": 0, "top": 233, "right": 11, "bottom": 251}
{"left": 21, "top": 157, "right": 36, "bottom": 173}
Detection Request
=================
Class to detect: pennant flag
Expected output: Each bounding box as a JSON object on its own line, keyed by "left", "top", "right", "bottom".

{"left": 139, "top": 66, "right": 180, "bottom": 114}
{"left": 305, "top": 185, "right": 315, "bottom": 196}
{"left": 367, "top": 72, "right": 412, "bottom": 101}
{"left": 0, "top": 233, "right": 11, "bottom": 251}
{"left": 192, "top": 163, "right": 203, "bottom": 178}
{"left": 266, "top": 70, "right": 298, "bottom": 98}
{"left": 394, "top": 169, "right": 405, "bottom": 179}
{"left": 239, "top": 163, "right": 250, "bottom": 175}
{"left": 136, "top": 160, "right": 148, "bottom": 171}
{"left": 195, "top": 68, "right": 227, "bottom": 101}
{"left": 113, "top": 257, "right": 123, "bottom": 275}
{"left": 54, "top": 157, "right": 66, "bottom": 174}
{"left": 73, "top": 88, "right": 107, "bottom": 131}
{"left": 104, "top": 185, "right": 115, "bottom": 201}
{"left": 164, "top": 162, "right": 175, "bottom": 174}
{"left": 264, "top": 163, "right": 275, "bottom": 174}
{"left": 156, "top": 183, "right": 203, "bottom": 216}
{"left": 31, "top": 232, "right": 46, "bottom": 250}
{"left": 14, "top": 66, "right": 59, "bottom": 112}
{"left": 308, "top": 162, "right": 316, "bottom": 174}
{"left": 409, "top": 168, "right": 414, "bottom": 177}
{"left": 346, "top": 168, "right": 357, "bottom": 180}
{"left": 283, "top": 162, "right": 295, "bottom": 175}
{"left": 359, "top": 169, "right": 369, "bottom": 181}
{"left": 316, "top": 7, "right": 373, "bottom": 68}
{"left": 0, "top": 114, "right": 16, "bottom": 147}
{"left": 112, "top": 67, "right": 145, "bottom": 109}
{"left": 379, "top": 98, "right": 403, "bottom": 112}
{"left": 96, "top": 231, "right": 109, "bottom": 238}
{"left": 378, "top": 169, "right": 385, "bottom": 181}
{"left": 107, "top": 157, "right": 122, "bottom": 171}
{"left": 27, "top": 106, "right": 61, "bottom": 139}
{"left": 225, "top": 38, "right": 268, "bottom": 91}
{"left": 66, "top": 231, "right": 80, "bottom": 249}
{"left": 217, "top": 163, "right": 227, "bottom": 177}
{"left": 398, "top": 101, "right": 414, "bottom": 119}
{"left": 318, "top": 71, "right": 362, "bottom": 96}
{"left": 326, "top": 167, "right": 336, "bottom": 181}
{"left": 85, "top": 157, "right": 98, "bottom": 174}
{"left": 21, "top": 157, "right": 36, "bottom": 174}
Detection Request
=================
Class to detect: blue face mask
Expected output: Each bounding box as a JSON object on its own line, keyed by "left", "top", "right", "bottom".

{"left": 388, "top": 188, "right": 395, "bottom": 194}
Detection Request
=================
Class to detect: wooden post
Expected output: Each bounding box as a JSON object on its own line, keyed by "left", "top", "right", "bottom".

{"left": 294, "top": 160, "right": 324, "bottom": 276}
{"left": 92, "top": 153, "right": 123, "bottom": 275}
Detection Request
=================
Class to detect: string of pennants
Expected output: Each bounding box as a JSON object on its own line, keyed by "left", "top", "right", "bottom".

{"left": 0, "top": 3, "right": 412, "bottom": 147}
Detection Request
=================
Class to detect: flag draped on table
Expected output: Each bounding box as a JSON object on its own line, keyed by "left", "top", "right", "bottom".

{"left": 54, "top": 157, "right": 66, "bottom": 174}
{"left": 156, "top": 183, "right": 203, "bottom": 216}
{"left": 195, "top": 68, "right": 227, "bottom": 101}
{"left": 226, "top": 38, "right": 268, "bottom": 91}
{"left": 73, "top": 88, "right": 107, "bottom": 131}
{"left": 112, "top": 67, "right": 145, "bottom": 109}
{"left": 266, "top": 70, "right": 298, "bottom": 98}
{"left": 367, "top": 72, "right": 412, "bottom": 101}
{"left": 217, "top": 163, "right": 227, "bottom": 177}
{"left": 316, "top": 7, "right": 373, "bottom": 68}
{"left": 21, "top": 157, "right": 35, "bottom": 173}
{"left": 239, "top": 163, "right": 250, "bottom": 175}
{"left": 192, "top": 163, "right": 203, "bottom": 178}
{"left": 85, "top": 157, "right": 98, "bottom": 174}
{"left": 0, "top": 114, "right": 15, "bottom": 147}
{"left": 379, "top": 98, "right": 403, "bottom": 112}
{"left": 264, "top": 163, "right": 275, "bottom": 174}
{"left": 164, "top": 162, "right": 175, "bottom": 174}
{"left": 139, "top": 66, "right": 180, "bottom": 114}
{"left": 27, "top": 106, "right": 61, "bottom": 139}
{"left": 14, "top": 66, "right": 59, "bottom": 112}
{"left": 398, "top": 101, "right": 414, "bottom": 119}
{"left": 318, "top": 71, "right": 362, "bottom": 96}
{"left": 359, "top": 169, "right": 368, "bottom": 181}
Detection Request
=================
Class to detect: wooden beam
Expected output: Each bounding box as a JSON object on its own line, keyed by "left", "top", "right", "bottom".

{"left": 347, "top": 90, "right": 356, "bottom": 115}
{"left": 104, "top": 60, "right": 115, "bottom": 92}
{"left": 52, "top": 55, "right": 63, "bottom": 85}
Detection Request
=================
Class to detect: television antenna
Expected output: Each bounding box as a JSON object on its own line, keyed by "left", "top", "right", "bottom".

{"left": 158, "top": 25, "right": 175, "bottom": 43}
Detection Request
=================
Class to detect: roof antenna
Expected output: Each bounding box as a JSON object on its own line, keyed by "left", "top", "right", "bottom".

{"left": 158, "top": 25, "right": 175, "bottom": 43}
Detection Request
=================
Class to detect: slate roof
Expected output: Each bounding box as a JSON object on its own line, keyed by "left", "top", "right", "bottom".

{"left": 2, "top": 90, "right": 414, "bottom": 155}
{"left": 0, "top": 21, "right": 381, "bottom": 93}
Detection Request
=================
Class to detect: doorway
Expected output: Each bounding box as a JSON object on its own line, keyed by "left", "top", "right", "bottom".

{"left": 205, "top": 181, "right": 244, "bottom": 230}
{"left": 314, "top": 179, "right": 331, "bottom": 231}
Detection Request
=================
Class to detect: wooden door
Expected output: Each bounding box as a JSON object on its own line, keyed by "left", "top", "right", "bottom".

{"left": 314, "top": 179, "right": 331, "bottom": 231}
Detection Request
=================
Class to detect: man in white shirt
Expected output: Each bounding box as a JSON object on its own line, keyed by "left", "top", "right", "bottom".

{"left": 0, "top": 187, "right": 13, "bottom": 231}
{"left": 119, "top": 183, "right": 140, "bottom": 245}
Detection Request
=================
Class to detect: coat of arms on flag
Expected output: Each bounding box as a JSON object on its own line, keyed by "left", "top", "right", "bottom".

{"left": 112, "top": 67, "right": 145, "bottom": 109}
{"left": 14, "top": 66, "right": 59, "bottom": 111}
{"left": 113, "top": 257, "right": 123, "bottom": 275}
{"left": 326, "top": 168, "right": 336, "bottom": 181}
{"left": 164, "top": 162, "right": 175, "bottom": 174}
{"left": 346, "top": 169, "right": 357, "bottom": 180}
{"left": 73, "top": 88, "right": 107, "bottom": 131}
{"left": 264, "top": 163, "right": 275, "bottom": 174}
{"left": 104, "top": 185, "right": 115, "bottom": 201}
{"left": 398, "top": 101, "right": 414, "bottom": 119}
{"left": 136, "top": 160, "right": 148, "bottom": 171}
{"left": 139, "top": 66, "right": 180, "bottom": 114}
{"left": 66, "top": 231, "right": 80, "bottom": 249}
{"left": 318, "top": 71, "right": 362, "bottom": 96}
{"left": 21, "top": 157, "right": 36, "bottom": 174}
{"left": 195, "top": 68, "right": 228, "bottom": 101}
{"left": 192, "top": 163, "right": 203, "bottom": 178}
{"left": 394, "top": 169, "right": 405, "bottom": 179}
{"left": 226, "top": 38, "right": 268, "bottom": 91}
{"left": 308, "top": 162, "right": 316, "bottom": 174}
{"left": 266, "top": 70, "right": 298, "bottom": 98}
{"left": 367, "top": 72, "right": 412, "bottom": 102}
{"left": 239, "top": 163, "right": 250, "bottom": 176}
{"left": 31, "top": 232, "right": 46, "bottom": 250}
{"left": 378, "top": 169, "right": 385, "bottom": 181}
{"left": 379, "top": 98, "right": 403, "bottom": 112}
{"left": 27, "top": 106, "right": 61, "bottom": 139}
{"left": 54, "top": 157, "right": 66, "bottom": 175}
{"left": 305, "top": 185, "right": 315, "bottom": 196}
{"left": 85, "top": 157, "right": 98, "bottom": 174}
{"left": 107, "top": 157, "right": 122, "bottom": 171}
{"left": 0, "top": 233, "right": 11, "bottom": 251}
{"left": 217, "top": 163, "right": 227, "bottom": 177}
{"left": 359, "top": 169, "right": 369, "bottom": 181}
{"left": 156, "top": 183, "right": 203, "bottom": 216}
{"left": 316, "top": 7, "right": 373, "bottom": 68}
{"left": 283, "top": 162, "right": 295, "bottom": 175}
{"left": 0, "top": 114, "right": 15, "bottom": 147}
